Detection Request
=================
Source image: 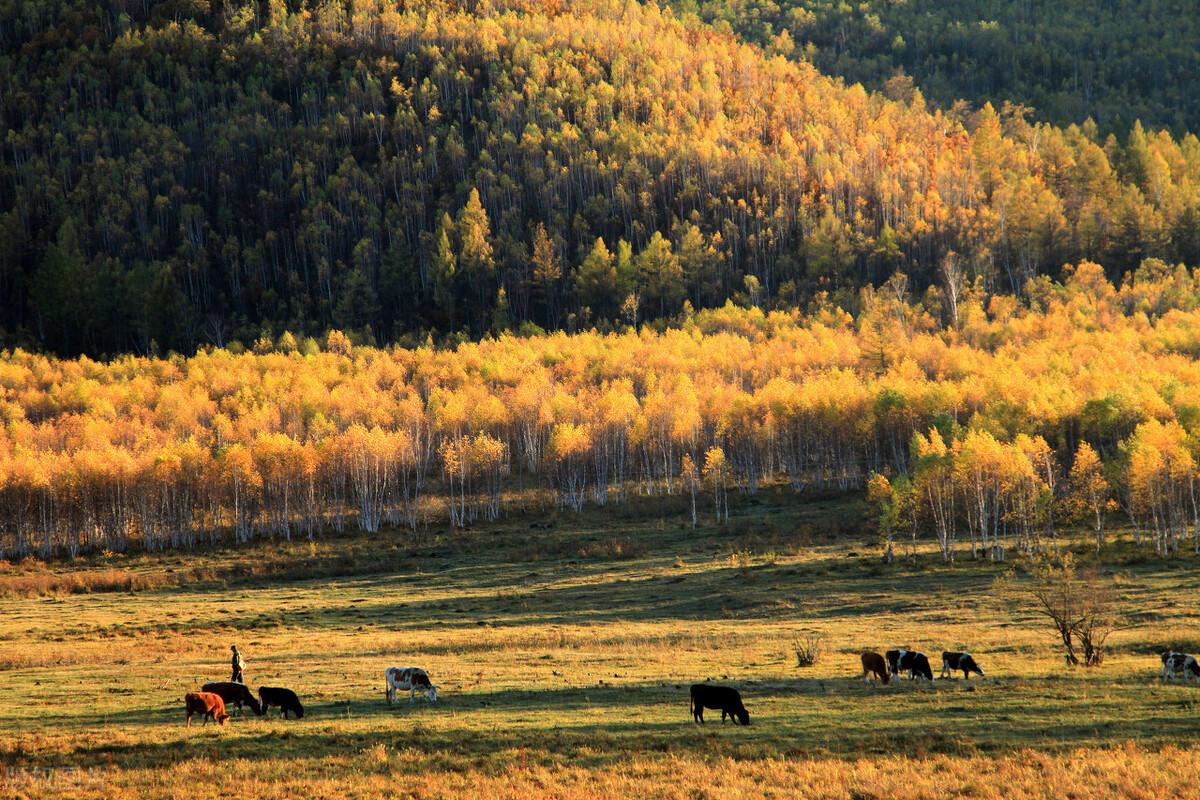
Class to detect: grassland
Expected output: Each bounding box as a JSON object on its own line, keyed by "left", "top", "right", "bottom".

{"left": 2, "top": 489, "right": 1200, "bottom": 799}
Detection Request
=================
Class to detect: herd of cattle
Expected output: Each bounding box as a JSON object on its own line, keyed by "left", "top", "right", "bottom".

{"left": 859, "top": 649, "right": 985, "bottom": 685}
{"left": 182, "top": 666, "right": 436, "bottom": 726}
{"left": 185, "top": 684, "right": 306, "bottom": 726}
{"left": 182, "top": 651, "right": 1200, "bottom": 727}
{"left": 689, "top": 649, "right": 989, "bottom": 727}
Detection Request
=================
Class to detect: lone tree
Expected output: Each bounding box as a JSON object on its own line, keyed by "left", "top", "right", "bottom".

{"left": 1003, "top": 554, "right": 1118, "bottom": 666}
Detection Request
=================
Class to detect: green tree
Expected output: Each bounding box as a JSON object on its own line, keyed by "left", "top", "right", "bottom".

{"left": 457, "top": 189, "right": 495, "bottom": 332}
{"left": 574, "top": 237, "right": 618, "bottom": 320}
{"left": 635, "top": 232, "right": 684, "bottom": 317}
{"left": 430, "top": 213, "right": 458, "bottom": 328}
{"left": 31, "top": 217, "right": 96, "bottom": 354}
{"left": 530, "top": 222, "right": 560, "bottom": 328}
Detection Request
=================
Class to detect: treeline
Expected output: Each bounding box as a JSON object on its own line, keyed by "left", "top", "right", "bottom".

{"left": 4, "top": 0, "right": 1200, "bottom": 356}
{"left": 3, "top": 262, "right": 1200, "bottom": 559}
{"left": 685, "top": 0, "right": 1200, "bottom": 135}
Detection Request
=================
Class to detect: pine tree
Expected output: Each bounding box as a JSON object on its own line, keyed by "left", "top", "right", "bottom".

{"left": 574, "top": 237, "right": 618, "bottom": 320}
{"left": 430, "top": 213, "right": 458, "bottom": 329}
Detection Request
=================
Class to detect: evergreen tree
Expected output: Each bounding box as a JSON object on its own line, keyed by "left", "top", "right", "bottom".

{"left": 431, "top": 213, "right": 458, "bottom": 329}
{"left": 574, "top": 237, "right": 618, "bottom": 321}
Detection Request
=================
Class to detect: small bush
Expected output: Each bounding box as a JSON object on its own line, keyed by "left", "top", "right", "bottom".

{"left": 794, "top": 633, "right": 823, "bottom": 667}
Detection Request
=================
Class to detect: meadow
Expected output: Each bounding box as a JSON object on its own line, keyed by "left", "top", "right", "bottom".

{"left": 2, "top": 489, "right": 1200, "bottom": 799}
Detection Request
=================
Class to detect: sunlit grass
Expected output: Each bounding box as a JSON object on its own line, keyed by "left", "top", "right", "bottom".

{"left": 2, "top": 489, "right": 1199, "bottom": 798}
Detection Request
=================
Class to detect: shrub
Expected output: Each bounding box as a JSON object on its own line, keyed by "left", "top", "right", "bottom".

{"left": 795, "top": 633, "right": 823, "bottom": 667}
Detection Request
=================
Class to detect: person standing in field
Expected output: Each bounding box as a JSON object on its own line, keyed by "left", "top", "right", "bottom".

{"left": 231, "top": 645, "right": 246, "bottom": 683}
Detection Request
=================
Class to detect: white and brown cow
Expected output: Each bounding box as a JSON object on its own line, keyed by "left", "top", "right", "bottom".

{"left": 885, "top": 649, "right": 933, "bottom": 681}
{"left": 939, "top": 651, "right": 985, "bottom": 679}
{"left": 385, "top": 666, "right": 438, "bottom": 704}
{"left": 1161, "top": 652, "right": 1200, "bottom": 684}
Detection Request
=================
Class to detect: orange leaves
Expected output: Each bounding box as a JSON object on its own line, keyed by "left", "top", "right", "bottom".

{"left": 6, "top": 261, "right": 1200, "bottom": 556}
{"left": 549, "top": 422, "right": 591, "bottom": 461}
{"left": 218, "top": 443, "right": 261, "bottom": 492}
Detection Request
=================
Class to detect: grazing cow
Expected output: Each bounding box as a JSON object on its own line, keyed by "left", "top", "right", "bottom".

{"left": 861, "top": 651, "right": 890, "bottom": 685}
{"left": 385, "top": 667, "right": 439, "bottom": 705}
{"left": 939, "top": 652, "right": 985, "bottom": 680}
{"left": 259, "top": 687, "right": 305, "bottom": 719}
{"left": 202, "top": 681, "right": 264, "bottom": 718}
{"left": 1161, "top": 652, "right": 1200, "bottom": 684}
{"left": 689, "top": 684, "right": 750, "bottom": 725}
{"left": 184, "top": 691, "right": 230, "bottom": 727}
{"left": 885, "top": 649, "right": 933, "bottom": 681}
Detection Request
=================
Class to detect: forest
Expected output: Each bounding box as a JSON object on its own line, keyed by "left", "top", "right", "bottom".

{"left": 683, "top": 0, "right": 1200, "bottom": 136}
{"left": 4, "top": 0, "right": 1200, "bottom": 356}
{"left": 2, "top": 263, "right": 1200, "bottom": 561}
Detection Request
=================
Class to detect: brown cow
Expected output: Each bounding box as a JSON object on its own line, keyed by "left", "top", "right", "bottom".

{"left": 861, "top": 651, "right": 890, "bottom": 685}
{"left": 185, "top": 691, "right": 231, "bottom": 727}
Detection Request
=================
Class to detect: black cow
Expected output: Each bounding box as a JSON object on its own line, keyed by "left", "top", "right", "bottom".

{"left": 885, "top": 649, "right": 933, "bottom": 681}
{"left": 202, "top": 681, "right": 264, "bottom": 718}
{"left": 939, "top": 652, "right": 985, "bottom": 679}
{"left": 690, "top": 684, "right": 750, "bottom": 725}
{"left": 259, "top": 686, "right": 305, "bottom": 719}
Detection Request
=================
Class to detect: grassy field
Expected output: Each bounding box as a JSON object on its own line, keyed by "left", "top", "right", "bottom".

{"left": 2, "top": 488, "right": 1200, "bottom": 798}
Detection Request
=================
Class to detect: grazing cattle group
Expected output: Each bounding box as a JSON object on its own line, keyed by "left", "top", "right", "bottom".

{"left": 856, "top": 649, "right": 984, "bottom": 685}
{"left": 180, "top": 642, "right": 1199, "bottom": 734}
{"left": 185, "top": 684, "right": 304, "bottom": 726}
{"left": 184, "top": 655, "right": 443, "bottom": 729}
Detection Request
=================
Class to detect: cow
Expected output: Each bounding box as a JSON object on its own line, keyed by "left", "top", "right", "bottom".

{"left": 259, "top": 687, "right": 305, "bottom": 719}
{"left": 184, "top": 691, "right": 230, "bottom": 727}
{"left": 939, "top": 652, "right": 985, "bottom": 679}
{"left": 861, "top": 651, "right": 890, "bottom": 685}
{"left": 385, "top": 667, "right": 439, "bottom": 704}
{"left": 1161, "top": 652, "right": 1200, "bottom": 684}
{"left": 689, "top": 684, "right": 750, "bottom": 725}
{"left": 885, "top": 649, "right": 933, "bottom": 681}
{"left": 202, "top": 681, "right": 264, "bottom": 718}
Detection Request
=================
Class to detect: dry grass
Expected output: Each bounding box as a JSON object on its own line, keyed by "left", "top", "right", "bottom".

{"left": 2, "top": 489, "right": 1200, "bottom": 798}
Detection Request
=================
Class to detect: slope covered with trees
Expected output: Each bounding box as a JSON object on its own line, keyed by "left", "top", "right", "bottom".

{"left": 684, "top": 0, "right": 1200, "bottom": 136}
{"left": 3, "top": 263, "right": 1200, "bottom": 560}
{"left": 3, "top": 0, "right": 1200, "bottom": 356}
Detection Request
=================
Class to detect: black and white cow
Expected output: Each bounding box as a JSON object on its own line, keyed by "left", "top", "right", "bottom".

{"left": 385, "top": 666, "right": 439, "bottom": 704}
{"left": 885, "top": 649, "right": 933, "bottom": 681}
{"left": 1161, "top": 652, "right": 1200, "bottom": 684}
{"left": 939, "top": 652, "right": 985, "bottom": 679}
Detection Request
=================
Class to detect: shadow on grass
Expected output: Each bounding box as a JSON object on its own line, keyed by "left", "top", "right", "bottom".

{"left": 9, "top": 676, "right": 1198, "bottom": 772}
{"left": 56, "top": 550, "right": 1014, "bottom": 645}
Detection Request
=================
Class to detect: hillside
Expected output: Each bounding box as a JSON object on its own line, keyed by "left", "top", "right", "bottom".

{"left": 683, "top": 0, "right": 1200, "bottom": 136}
{"left": 3, "top": 0, "right": 1200, "bottom": 356}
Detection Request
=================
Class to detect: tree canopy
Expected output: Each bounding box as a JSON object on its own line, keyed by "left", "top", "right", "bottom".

{"left": 5, "top": 264, "right": 1200, "bottom": 559}
{"left": 4, "top": 0, "right": 1200, "bottom": 356}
